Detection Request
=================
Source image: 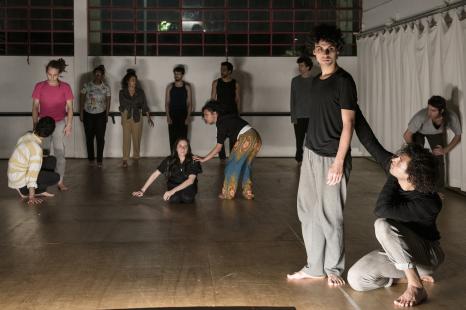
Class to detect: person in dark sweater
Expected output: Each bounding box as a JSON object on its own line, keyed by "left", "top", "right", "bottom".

{"left": 211, "top": 61, "right": 241, "bottom": 160}
{"left": 347, "top": 108, "right": 444, "bottom": 307}
{"left": 194, "top": 100, "right": 261, "bottom": 200}
{"left": 165, "top": 65, "right": 192, "bottom": 152}
{"left": 290, "top": 56, "right": 313, "bottom": 163}
{"left": 132, "top": 138, "right": 201, "bottom": 203}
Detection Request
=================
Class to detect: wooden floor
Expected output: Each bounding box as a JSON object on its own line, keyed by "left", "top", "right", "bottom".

{"left": 0, "top": 158, "right": 465, "bottom": 310}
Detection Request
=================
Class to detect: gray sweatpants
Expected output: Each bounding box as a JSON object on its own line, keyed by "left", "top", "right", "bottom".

{"left": 347, "top": 218, "right": 444, "bottom": 291}
{"left": 297, "top": 147, "right": 351, "bottom": 277}
{"left": 42, "top": 119, "right": 66, "bottom": 181}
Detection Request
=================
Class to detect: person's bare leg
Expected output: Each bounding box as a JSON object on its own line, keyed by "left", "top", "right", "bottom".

{"left": 36, "top": 192, "right": 55, "bottom": 197}
{"left": 394, "top": 275, "right": 435, "bottom": 284}
{"left": 394, "top": 268, "right": 427, "bottom": 307}
{"left": 327, "top": 274, "right": 345, "bottom": 287}
{"left": 16, "top": 189, "right": 27, "bottom": 199}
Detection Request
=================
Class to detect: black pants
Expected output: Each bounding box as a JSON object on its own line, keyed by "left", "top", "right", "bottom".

{"left": 168, "top": 184, "right": 197, "bottom": 203}
{"left": 294, "top": 118, "right": 309, "bottom": 162}
{"left": 19, "top": 156, "right": 60, "bottom": 195}
{"left": 83, "top": 111, "right": 107, "bottom": 162}
{"left": 412, "top": 132, "right": 445, "bottom": 189}
{"left": 168, "top": 116, "right": 188, "bottom": 152}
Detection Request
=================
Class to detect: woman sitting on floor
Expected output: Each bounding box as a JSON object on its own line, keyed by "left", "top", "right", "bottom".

{"left": 132, "top": 138, "right": 202, "bottom": 203}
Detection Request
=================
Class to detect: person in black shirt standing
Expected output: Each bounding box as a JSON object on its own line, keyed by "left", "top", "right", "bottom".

{"left": 290, "top": 56, "right": 313, "bottom": 163}
{"left": 194, "top": 101, "right": 261, "bottom": 200}
{"left": 165, "top": 65, "right": 192, "bottom": 152}
{"left": 132, "top": 138, "right": 201, "bottom": 203}
{"left": 347, "top": 108, "right": 444, "bottom": 308}
{"left": 287, "top": 25, "right": 357, "bottom": 287}
{"left": 211, "top": 61, "right": 240, "bottom": 160}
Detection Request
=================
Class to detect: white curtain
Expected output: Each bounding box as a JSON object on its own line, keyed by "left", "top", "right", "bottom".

{"left": 357, "top": 7, "right": 466, "bottom": 191}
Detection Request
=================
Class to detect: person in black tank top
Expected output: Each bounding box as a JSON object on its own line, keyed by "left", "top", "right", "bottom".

{"left": 165, "top": 66, "right": 192, "bottom": 152}
{"left": 211, "top": 61, "right": 241, "bottom": 159}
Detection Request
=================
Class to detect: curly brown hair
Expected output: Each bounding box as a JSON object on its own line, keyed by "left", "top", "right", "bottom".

{"left": 397, "top": 144, "right": 438, "bottom": 193}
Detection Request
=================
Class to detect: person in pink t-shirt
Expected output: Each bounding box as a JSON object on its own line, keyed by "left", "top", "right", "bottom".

{"left": 32, "top": 58, "right": 74, "bottom": 191}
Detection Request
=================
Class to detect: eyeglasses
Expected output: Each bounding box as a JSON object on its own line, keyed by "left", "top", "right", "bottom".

{"left": 314, "top": 45, "right": 337, "bottom": 54}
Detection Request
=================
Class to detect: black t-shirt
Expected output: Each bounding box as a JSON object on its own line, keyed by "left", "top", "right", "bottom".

{"left": 157, "top": 156, "right": 202, "bottom": 190}
{"left": 216, "top": 114, "right": 249, "bottom": 145}
{"left": 216, "top": 78, "right": 238, "bottom": 114}
{"left": 305, "top": 68, "right": 358, "bottom": 156}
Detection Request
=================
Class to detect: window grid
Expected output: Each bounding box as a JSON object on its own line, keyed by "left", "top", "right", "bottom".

{"left": 0, "top": 1, "right": 74, "bottom": 56}
{"left": 88, "top": 0, "right": 361, "bottom": 56}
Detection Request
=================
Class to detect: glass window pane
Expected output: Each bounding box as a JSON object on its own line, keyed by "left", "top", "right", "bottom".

{"left": 89, "top": 9, "right": 111, "bottom": 20}
{"left": 113, "top": 44, "right": 134, "bottom": 55}
{"left": 53, "top": 9, "right": 73, "bottom": 19}
{"left": 112, "top": 21, "right": 134, "bottom": 31}
{"left": 272, "top": 45, "right": 293, "bottom": 56}
{"left": 113, "top": 33, "right": 134, "bottom": 43}
{"left": 31, "top": 32, "right": 51, "bottom": 43}
{"left": 157, "top": 0, "right": 180, "bottom": 8}
{"left": 228, "top": 45, "right": 247, "bottom": 56}
{"left": 294, "top": 22, "right": 313, "bottom": 32}
{"left": 7, "top": 32, "right": 28, "bottom": 42}
{"left": 205, "top": 33, "right": 224, "bottom": 44}
{"left": 31, "top": 20, "right": 51, "bottom": 30}
{"left": 249, "top": 0, "right": 268, "bottom": 8}
{"left": 31, "top": 9, "right": 51, "bottom": 19}
{"left": 53, "top": 44, "right": 73, "bottom": 55}
{"left": 250, "top": 10, "right": 268, "bottom": 21}
{"left": 293, "top": 0, "right": 314, "bottom": 8}
{"left": 204, "top": 0, "right": 224, "bottom": 7}
{"left": 183, "top": 0, "right": 201, "bottom": 8}
{"left": 112, "top": 10, "right": 134, "bottom": 20}
{"left": 54, "top": 20, "right": 73, "bottom": 30}
{"left": 204, "top": 44, "right": 224, "bottom": 56}
{"left": 227, "top": 34, "right": 246, "bottom": 44}
{"left": 295, "top": 10, "right": 313, "bottom": 21}
{"left": 158, "top": 10, "right": 180, "bottom": 20}
{"left": 272, "top": 0, "right": 292, "bottom": 8}
{"left": 159, "top": 33, "right": 179, "bottom": 43}
{"left": 249, "top": 34, "right": 269, "bottom": 44}
{"left": 31, "top": 44, "right": 51, "bottom": 55}
{"left": 7, "top": 9, "right": 28, "bottom": 19}
{"left": 249, "top": 22, "right": 268, "bottom": 32}
{"left": 227, "top": 22, "right": 247, "bottom": 32}
{"left": 31, "top": 0, "right": 52, "bottom": 5}
{"left": 204, "top": 21, "right": 224, "bottom": 32}
{"left": 229, "top": 10, "right": 248, "bottom": 21}
{"left": 273, "top": 33, "right": 292, "bottom": 44}
{"left": 89, "top": 0, "right": 111, "bottom": 6}
{"left": 182, "top": 33, "right": 202, "bottom": 43}
{"left": 159, "top": 44, "right": 179, "bottom": 55}
{"left": 204, "top": 10, "right": 224, "bottom": 20}
{"left": 53, "top": 0, "right": 73, "bottom": 6}
{"left": 112, "top": 0, "right": 133, "bottom": 7}
{"left": 273, "top": 11, "right": 292, "bottom": 21}
{"left": 272, "top": 22, "right": 292, "bottom": 32}
{"left": 182, "top": 45, "right": 202, "bottom": 55}
{"left": 249, "top": 45, "right": 269, "bottom": 56}
{"left": 227, "top": 0, "right": 247, "bottom": 8}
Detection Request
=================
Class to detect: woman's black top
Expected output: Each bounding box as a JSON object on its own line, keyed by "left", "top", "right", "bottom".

{"left": 157, "top": 156, "right": 202, "bottom": 191}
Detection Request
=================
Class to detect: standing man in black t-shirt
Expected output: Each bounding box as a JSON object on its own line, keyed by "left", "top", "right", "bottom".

{"left": 287, "top": 25, "right": 357, "bottom": 287}
{"left": 165, "top": 65, "right": 192, "bottom": 152}
{"left": 290, "top": 56, "right": 313, "bottom": 164}
{"left": 211, "top": 61, "right": 241, "bottom": 160}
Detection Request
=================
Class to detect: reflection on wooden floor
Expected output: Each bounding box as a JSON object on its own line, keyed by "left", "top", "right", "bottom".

{"left": 0, "top": 158, "right": 465, "bottom": 310}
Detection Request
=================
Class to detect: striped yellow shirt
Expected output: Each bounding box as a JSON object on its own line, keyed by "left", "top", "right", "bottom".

{"left": 7, "top": 132, "right": 43, "bottom": 189}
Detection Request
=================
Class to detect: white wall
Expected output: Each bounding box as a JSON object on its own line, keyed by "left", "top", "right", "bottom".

{"left": 362, "top": 0, "right": 446, "bottom": 30}
{"left": 0, "top": 56, "right": 361, "bottom": 158}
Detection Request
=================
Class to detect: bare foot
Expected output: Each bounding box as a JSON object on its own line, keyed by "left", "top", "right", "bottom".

{"left": 218, "top": 194, "right": 233, "bottom": 200}
{"left": 37, "top": 192, "right": 55, "bottom": 197}
{"left": 327, "top": 274, "right": 345, "bottom": 287}
{"left": 120, "top": 160, "right": 128, "bottom": 168}
{"left": 58, "top": 183, "right": 69, "bottom": 191}
{"left": 394, "top": 285, "right": 427, "bottom": 307}
{"left": 287, "top": 270, "right": 326, "bottom": 280}
{"left": 394, "top": 275, "right": 435, "bottom": 284}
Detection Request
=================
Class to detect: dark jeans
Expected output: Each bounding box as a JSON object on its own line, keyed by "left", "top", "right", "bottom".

{"left": 20, "top": 156, "right": 60, "bottom": 195}
{"left": 294, "top": 118, "right": 309, "bottom": 162}
{"left": 168, "top": 183, "right": 197, "bottom": 203}
{"left": 83, "top": 111, "right": 107, "bottom": 163}
{"left": 412, "top": 132, "right": 445, "bottom": 189}
{"left": 168, "top": 116, "right": 188, "bottom": 152}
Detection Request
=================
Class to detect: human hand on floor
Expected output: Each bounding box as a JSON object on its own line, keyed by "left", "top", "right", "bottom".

{"left": 27, "top": 196, "right": 43, "bottom": 206}
{"left": 132, "top": 190, "right": 144, "bottom": 197}
{"left": 163, "top": 190, "right": 174, "bottom": 201}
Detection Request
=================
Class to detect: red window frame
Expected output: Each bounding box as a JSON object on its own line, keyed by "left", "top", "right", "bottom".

{"left": 88, "top": 0, "right": 362, "bottom": 57}
{"left": 0, "top": 1, "right": 74, "bottom": 56}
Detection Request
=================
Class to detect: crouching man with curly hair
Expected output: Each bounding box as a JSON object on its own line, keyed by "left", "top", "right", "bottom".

{"left": 347, "top": 108, "right": 444, "bottom": 307}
